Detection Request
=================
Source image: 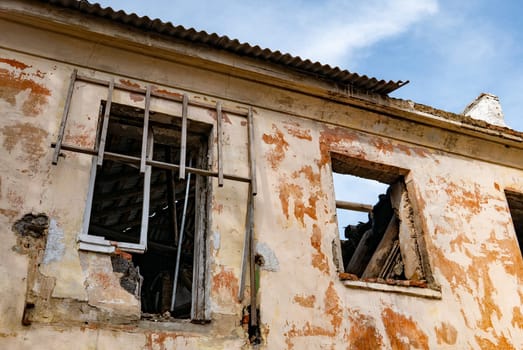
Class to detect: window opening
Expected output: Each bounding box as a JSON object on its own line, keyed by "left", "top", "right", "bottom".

{"left": 332, "top": 153, "right": 428, "bottom": 285}
{"left": 333, "top": 173, "right": 387, "bottom": 238}
{"left": 505, "top": 190, "right": 523, "bottom": 258}
{"left": 88, "top": 103, "right": 210, "bottom": 319}
{"left": 51, "top": 71, "right": 258, "bottom": 325}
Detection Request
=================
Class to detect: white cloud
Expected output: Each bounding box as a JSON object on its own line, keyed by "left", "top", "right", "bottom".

{"left": 98, "top": 0, "right": 438, "bottom": 66}
{"left": 294, "top": 0, "right": 439, "bottom": 65}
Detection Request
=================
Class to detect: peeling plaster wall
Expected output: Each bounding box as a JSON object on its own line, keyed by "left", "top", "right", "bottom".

{"left": 257, "top": 115, "right": 523, "bottom": 349}
{"left": 0, "top": 7, "right": 522, "bottom": 350}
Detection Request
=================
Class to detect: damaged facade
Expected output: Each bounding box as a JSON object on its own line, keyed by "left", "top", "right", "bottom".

{"left": 0, "top": 1, "right": 522, "bottom": 349}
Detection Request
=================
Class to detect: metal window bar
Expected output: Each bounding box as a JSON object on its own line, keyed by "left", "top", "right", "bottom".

{"left": 140, "top": 130, "right": 154, "bottom": 247}
{"left": 79, "top": 156, "right": 101, "bottom": 249}
{"left": 97, "top": 78, "right": 115, "bottom": 166}
{"left": 247, "top": 106, "right": 257, "bottom": 196}
{"left": 103, "top": 129, "right": 153, "bottom": 253}
{"left": 72, "top": 74, "right": 247, "bottom": 116}
{"left": 140, "top": 85, "right": 152, "bottom": 173}
{"left": 216, "top": 101, "right": 224, "bottom": 187}
{"left": 248, "top": 185, "right": 257, "bottom": 327}
{"left": 179, "top": 94, "right": 188, "bottom": 180}
{"left": 171, "top": 157, "right": 193, "bottom": 311}
{"left": 237, "top": 106, "right": 258, "bottom": 308}
{"left": 51, "top": 73, "right": 254, "bottom": 186}
{"left": 51, "top": 143, "right": 252, "bottom": 183}
{"left": 238, "top": 183, "right": 253, "bottom": 301}
{"left": 166, "top": 147, "right": 179, "bottom": 244}
{"left": 237, "top": 103, "right": 257, "bottom": 298}
{"left": 52, "top": 69, "right": 77, "bottom": 164}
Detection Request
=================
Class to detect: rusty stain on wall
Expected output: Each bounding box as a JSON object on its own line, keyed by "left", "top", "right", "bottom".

{"left": 475, "top": 334, "right": 516, "bottom": 350}
{"left": 434, "top": 322, "right": 457, "bottom": 345}
{"left": 283, "top": 122, "right": 312, "bottom": 141}
{"left": 372, "top": 138, "right": 430, "bottom": 158}
{"left": 7, "top": 189, "right": 24, "bottom": 211}
{"left": 212, "top": 266, "right": 239, "bottom": 305}
{"left": 152, "top": 87, "right": 183, "bottom": 100}
{"left": 382, "top": 307, "right": 429, "bottom": 350}
{"left": 426, "top": 177, "right": 523, "bottom": 348}
{"left": 0, "top": 208, "right": 18, "bottom": 220}
{"left": 0, "top": 58, "right": 31, "bottom": 70}
{"left": 347, "top": 309, "right": 384, "bottom": 350}
{"left": 212, "top": 197, "right": 224, "bottom": 214}
{"left": 311, "top": 224, "right": 330, "bottom": 274}
{"left": 293, "top": 165, "right": 321, "bottom": 185}
{"left": 278, "top": 165, "right": 323, "bottom": 226}
{"left": 0, "top": 61, "right": 50, "bottom": 116}
{"left": 1, "top": 122, "right": 48, "bottom": 172}
{"left": 439, "top": 178, "right": 487, "bottom": 216}
{"left": 207, "top": 109, "right": 232, "bottom": 124}
{"left": 512, "top": 306, "right": 523, "bottom": 328}
{"left": 430, "top": 224, "right": 521, "bottom": 348}
{"left": 372, "top": 138, "right": 394, "bottom": 154}
{"left": 284, "top": 283, "right": 342, "bottom": 349}
{"left": 278, "top": 181, "right": 320, "bottom": 226}
{"left": 284, "top": 322, "right": 335, "bottom": 350}
{"left": 119, "top": 79, "right": 140, "bottom": 88}
{"left": 448, "top": 231, "right": 473, "bottom": 254}
{"left": 278, "top": 182, "right": 301, "bottom": 221}
{"left": 324, "top": 282, "right": 342, "bottom": 329}
{"left": 318, "top": 127, "right": 361, "bottom": 168}
{"left": 129, "top": 92, "right": 144, "bottom": 102}
{"left": 262, "top": 124, "right": 289, "bottom": 169}
{"left": 144, "top": 331, "right": 180, "bottom": 350}
{"left": 64, "top": 122, "right": 95, "bottom": 148}
{"left": 292, "top": 295, "right": 315, "bottom": 308}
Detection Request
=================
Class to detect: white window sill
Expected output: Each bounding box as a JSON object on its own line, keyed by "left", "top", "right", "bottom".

{"left": 342, "top": 280, "right": 442, "bottom": 299}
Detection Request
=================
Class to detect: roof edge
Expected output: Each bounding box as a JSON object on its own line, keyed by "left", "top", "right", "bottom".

{"left": 40, "top": 0, "right": 407, "bottom": 95}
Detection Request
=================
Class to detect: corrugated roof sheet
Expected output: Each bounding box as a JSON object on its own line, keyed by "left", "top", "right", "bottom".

{"left": 41, "top": 0, "right": 408, "bottom": 95}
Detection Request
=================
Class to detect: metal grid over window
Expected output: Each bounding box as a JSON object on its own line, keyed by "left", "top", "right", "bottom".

{"left": 51, "top": 69, "right": 258, "bottom": 323}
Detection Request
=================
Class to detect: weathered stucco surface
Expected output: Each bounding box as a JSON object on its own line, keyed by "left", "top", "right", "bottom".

{"left": 0, "top": 2, "right": 522, "bottom": 349}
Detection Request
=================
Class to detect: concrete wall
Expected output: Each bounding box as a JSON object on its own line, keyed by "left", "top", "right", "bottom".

{"left": 0, "top": 5, "right": 522, "bottom": 349}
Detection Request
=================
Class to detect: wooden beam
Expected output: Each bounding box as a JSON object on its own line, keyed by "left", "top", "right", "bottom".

{"left": 361, "top": 215, "right": 399, "bottom": 278}
{"left": 165, "top": 146, "right": 179, "bottom": 244}
{"left": 336, "top": 200, "right": 373, "bottom": 213}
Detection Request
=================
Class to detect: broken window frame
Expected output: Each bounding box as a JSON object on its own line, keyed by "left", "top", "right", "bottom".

{"left": 504, "top": 189, "right": 523, "bottom": 259}
{"left": 330, "top": 152, "right": 436, "bottom": 288}
{"left": 51, "top": 70, "right": 259, "bottom": 322}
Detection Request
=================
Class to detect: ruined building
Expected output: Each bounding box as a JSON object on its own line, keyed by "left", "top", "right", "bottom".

{"left": 1, "top": 1, "right": 522, "bottom": 349}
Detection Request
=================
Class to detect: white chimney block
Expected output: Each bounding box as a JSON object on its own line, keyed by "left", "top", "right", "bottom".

{"left": 463, "top": 93, "right": 506, "bottom": 127}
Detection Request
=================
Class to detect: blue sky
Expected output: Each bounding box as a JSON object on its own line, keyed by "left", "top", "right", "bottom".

{"left": 97, "top": 0, "right": 523, "bottom": 130}
{"left": 96, "top": 0, "right": 523, "bottom": 235}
